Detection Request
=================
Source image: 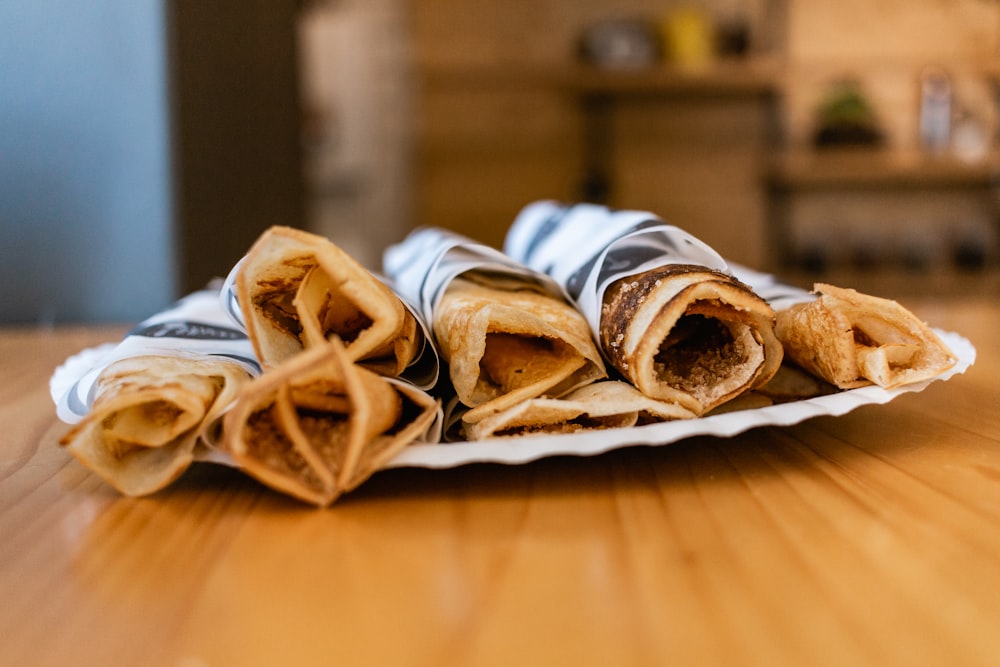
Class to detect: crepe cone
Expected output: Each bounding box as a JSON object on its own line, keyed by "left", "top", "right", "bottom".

{"left": 59, "top": 354, "right": 251, "bottom": 496}
{"left": 235, "top": 226, "right": 421, "bottom": 377}
{"left": 775, "top": 283, "right": 957, "bottom": 389}
{"left": 222, "top": 338, "right": 438, "bottom": 506}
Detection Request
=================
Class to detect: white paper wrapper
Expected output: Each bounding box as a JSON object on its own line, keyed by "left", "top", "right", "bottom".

{"left": 504, "top": 200, "right": 730, "bottom": 334}
{"left": 382, "top": 226, "right": 574, "bottom": 327}
{"left": 219, "top": 255, "right": 441, "bottom": 390}
{"left": 506, "top": 200, "right": 819, "bottom": 318}
{"left": 51, "top": 289, "right": 260, "bottom": 425}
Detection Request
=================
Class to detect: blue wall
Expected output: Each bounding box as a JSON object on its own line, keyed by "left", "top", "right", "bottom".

{"left": 0, "top": 1, "right": 177, "bottom": 324}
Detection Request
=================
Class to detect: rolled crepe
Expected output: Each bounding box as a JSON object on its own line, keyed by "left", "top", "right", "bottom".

{"left": 234, "top": 225, "right": 422, "bottom": 376}
{"left": 600, "top": 264, "right": 783, "bottom": 415}
{"left": 463, "top": 380, "right": 695, "bottom": 440}
{"left": 222, "top": 338, "right": 439, "bottom": 507}
{"left": 433, "top": 270, "right": 607, "bottom": 425}
{"left": 774, "top": 283, "right": 957, "bottom": 389}
{"left": 505, "top": 201, "right": 783, "bottom": 416}
{"left": 59, "top": 354, "right": 252, "bottom": 496}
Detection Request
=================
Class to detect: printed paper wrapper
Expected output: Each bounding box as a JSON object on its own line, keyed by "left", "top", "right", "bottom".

{"left": 51, "top": 288, "right": 260, "bottom": 428}
{"left": 728, "top": 263, "right": 817, "bottom": 311}
{"left": 504, "top": 200, "right": 817, "bottom": 323}
{"left": 382, "top": 226, "right": 574, "bottom": 326}
{"left": 504, "top": 200, "right": 732, "bottom": 333}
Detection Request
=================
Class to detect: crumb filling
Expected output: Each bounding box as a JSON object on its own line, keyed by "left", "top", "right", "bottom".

{"left": 653, "top": 314, "right": 760, "bottom": 403}
{"left": 255, "top": 265, "right": 373, "bottom": 347}
{"left": 245, "top": 404, "right": 330, "bottom": 492}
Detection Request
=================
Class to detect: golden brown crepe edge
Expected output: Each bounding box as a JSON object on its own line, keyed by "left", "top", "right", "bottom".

{"left": 58, "top": 354, "right": 252, "bottom": 497}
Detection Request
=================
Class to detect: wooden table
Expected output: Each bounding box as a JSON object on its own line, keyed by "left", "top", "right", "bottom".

{"left": 2, "top": 299, "right": 999, "bottom": 667}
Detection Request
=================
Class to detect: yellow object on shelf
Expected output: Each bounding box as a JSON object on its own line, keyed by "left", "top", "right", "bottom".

{"left": 662, "top": 7, "right": 715, "bottom": 69}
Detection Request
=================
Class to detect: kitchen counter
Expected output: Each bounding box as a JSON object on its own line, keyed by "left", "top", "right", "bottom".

{"left": 2, "top": 298, "right": 999, "bottom": 666}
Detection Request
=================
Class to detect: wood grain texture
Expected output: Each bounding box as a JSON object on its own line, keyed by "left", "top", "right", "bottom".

{"left": 1, "top": 302, "right": 998, "bottom": 666}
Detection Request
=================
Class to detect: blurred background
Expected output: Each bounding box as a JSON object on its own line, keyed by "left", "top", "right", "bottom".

{"left": 3, "top": 0, "right": 1000, "bottom": 323}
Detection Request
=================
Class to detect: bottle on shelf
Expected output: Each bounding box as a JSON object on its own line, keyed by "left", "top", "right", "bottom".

{"left": 919, "top": 66, "right": 953, "bottom": 155}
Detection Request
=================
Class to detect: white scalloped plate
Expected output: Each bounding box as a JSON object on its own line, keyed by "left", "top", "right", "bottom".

{"left": 384, "top": 329, "right": 976, "bottom": 470}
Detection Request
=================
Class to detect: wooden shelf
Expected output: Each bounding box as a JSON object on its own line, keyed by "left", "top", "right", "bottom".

{"left": 562, "top": 58, "right": 781, "bottom": 98}
{"left": 768, "top": 149, "right": 999, "bottom": 190}
{"left": 418, "top": 59, "right": 781, "bottom": 97}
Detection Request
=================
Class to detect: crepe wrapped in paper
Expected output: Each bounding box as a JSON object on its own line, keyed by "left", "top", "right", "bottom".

{"left": 599, "top": 264, "right": 783, "bottom": 414}
{"left": 383, "top": 227, "right": 607, "bottom": 426}
{"left": 59, "top": 354, "right": 251, "bottom": 496}
{"left": 51, "top": 289, "right": 259, "bottom": 496}
{"left": 224, "top": 225, "right": 437, "bottom": 387}
{"left": 222, "top": 338, "right": 441, "bottom": 507}
{"left": 774, "top": 283, "right": 957, "bottom": 389}
{"left": 434, "top": 271, "right": 608, "bottom": 423}
{"left": 505, "top": 201, "right": 782, "bottom": 415}
{"left": 462, "top": 380, "right": 696, "bottom": 440}
{"left": 729, "top": 267, "right": 959, "bottom": 390}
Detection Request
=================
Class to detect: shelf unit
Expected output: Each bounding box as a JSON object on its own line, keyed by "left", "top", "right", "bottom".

{"left": 561, "top": 62, "right": 1000, "bottom": 285}
{"left": 409, "top": 1, "right": 1000, "bottom": 293}
{"left": 766, "top": 152, "right": 1000, "bottom": 296}
{"left": 560, "top": 58, "right": 781, "bottom": 97}
{"left": 768, "top": 149, "right": 998, "bottom": 191}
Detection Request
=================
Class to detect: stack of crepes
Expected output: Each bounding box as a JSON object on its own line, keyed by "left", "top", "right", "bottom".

{"left": 53, "top": 215, "right": 960, "bottom": 504}
{"left": 504, "top": 201, "right": 785, "bottom": 418}
{"left": 55, "top": 226, "right": 442, "bottom": 507}
{"left": 218, "top": 226, "right": 441, "bottom": 506}
{"left": 383, "top": 227, "right": 695, "bottom": 440}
